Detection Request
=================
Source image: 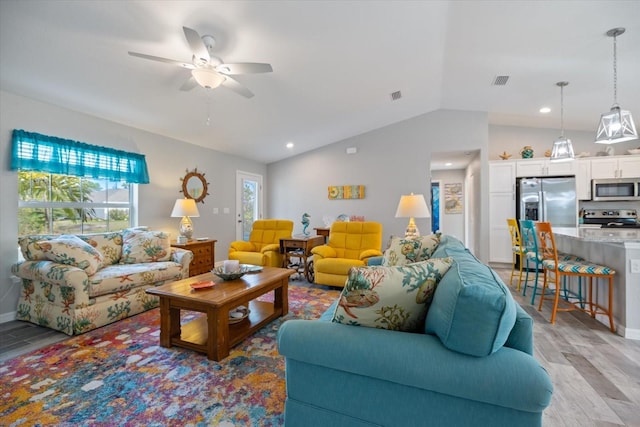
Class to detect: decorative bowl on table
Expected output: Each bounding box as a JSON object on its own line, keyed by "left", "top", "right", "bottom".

{"left": 212, "top": 265, "right": 248, "bottom": 281}
{"left": 628, "top": 148, "right": 640, "bottom": 155}
{"left": 229, "top": 305, "right": 250, "bottom": 324}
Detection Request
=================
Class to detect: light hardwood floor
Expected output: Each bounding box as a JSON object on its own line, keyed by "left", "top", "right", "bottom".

{"left": 1, "top": 268, "right": 639, "bottom": 426}
{"left": 496, "top": 268, "right": 640, "bottom": 427}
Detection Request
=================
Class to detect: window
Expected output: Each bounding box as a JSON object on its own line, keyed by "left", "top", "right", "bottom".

{"left": 11, "top": 129, "right": 149, "bottom": 236}
{"left": 18, "top": 172, "right": 133, "bottom": 235}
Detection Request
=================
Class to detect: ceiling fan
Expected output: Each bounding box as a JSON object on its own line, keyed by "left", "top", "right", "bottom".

{"left": 128, "top": 26, "right": 272, "bottom": 98}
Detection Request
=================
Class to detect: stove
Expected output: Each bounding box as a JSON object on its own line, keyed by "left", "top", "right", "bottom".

{"left": 582, "top": 209, "right": 640, "bottom": 228}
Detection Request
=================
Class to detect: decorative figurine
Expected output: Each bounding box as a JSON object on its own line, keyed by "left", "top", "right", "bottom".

{"left": 520, "top": 146, "right": 534, "bottom": 159}
{"left": 499, "top": 151, "right": 512, "bottom": 160}
{"left": 301, "top": 213, "right": 311, "bottom": 236}
{"left": 544, "top": 149, "right": 552, "bottom": 157}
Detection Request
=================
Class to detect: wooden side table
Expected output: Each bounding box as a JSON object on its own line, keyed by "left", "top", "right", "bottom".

{"left": 171, "top": 239, "right": 217, "bottom": 277}
{"left": 314, "top": 227, "right": 330, "bottom": 242}
{"left": 279, "top": 235, "right": 325, "bottom": 282}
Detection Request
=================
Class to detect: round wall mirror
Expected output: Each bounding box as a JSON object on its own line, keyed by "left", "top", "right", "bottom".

{"left": 180, "top": 168, "right": 209, "bottom": 203}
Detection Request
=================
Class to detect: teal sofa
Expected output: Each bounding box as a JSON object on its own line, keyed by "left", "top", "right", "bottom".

{"left": 277, "top": 235, "right": 553, "bottom": 427}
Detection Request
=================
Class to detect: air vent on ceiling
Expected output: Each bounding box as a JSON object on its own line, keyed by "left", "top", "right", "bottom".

{"left": 390, "top": 90, "right": 402, "bottom": 101}
{"left": 492, "top": 75, "right": 510, "bottom": 86}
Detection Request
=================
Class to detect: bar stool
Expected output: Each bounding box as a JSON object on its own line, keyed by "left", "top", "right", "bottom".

{"left": 507, "top": 218, "right": 526, "bottom": 291}
{"left": 535, "top": 221, "right": 616, "bottom": 332}
{"left": 519, "top": 219, "right": 543, "bottom": 304}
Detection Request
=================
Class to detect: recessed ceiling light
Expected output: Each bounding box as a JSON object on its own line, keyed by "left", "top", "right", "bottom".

{"left": 286, "top": 142, "right": 294, "bottom": 149}
{"left": 539, "top": 107, "right": 551, "bottom": 114}
{"left": 445, "top": 162, "right": 453, "bottom": 167}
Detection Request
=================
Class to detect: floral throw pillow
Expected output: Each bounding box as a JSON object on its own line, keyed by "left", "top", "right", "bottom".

{"left": 382, "top": 234, "right": 441, "bottom": 266}
{"left": 37, "top": 234, "right": 105, "bottom": 275}
{"left": 331, "top": 257, "right": 453, "bottom": 332}
{"left": 121, "top": 229, "right": 171, "bottom": 264}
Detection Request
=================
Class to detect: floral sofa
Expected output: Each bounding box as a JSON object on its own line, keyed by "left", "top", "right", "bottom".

{"left": 11, "top": 228, "right": 193, "bottom": 335}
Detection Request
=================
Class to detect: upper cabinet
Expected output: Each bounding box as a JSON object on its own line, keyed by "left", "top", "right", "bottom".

{"left": 576, "top": 159, "right": 591, "bottom": 200}
{"left": 591, "top": 156, "right": 640, "bottom": 179}
{"left": 516, "top": 158, "right": 575, "bottom": 177}
{"left": 489, "top": 160, "right": 516, "bottom": 193}
{"left": 516, "top": 159, "right": 576, "bottom": 177}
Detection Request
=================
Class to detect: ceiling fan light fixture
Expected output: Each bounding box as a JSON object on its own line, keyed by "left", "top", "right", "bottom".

{"left": 191, "top": 68, "right": 225, "bottom": 89}
{"left": 595, "top": 27, "right": 638, "bottom": 144}
{"left": 550, "top": 81, "right": 574, "bottom": 162}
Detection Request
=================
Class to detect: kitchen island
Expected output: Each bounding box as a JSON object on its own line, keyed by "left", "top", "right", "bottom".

{"left": 553, "top": 227, "right": 640, "bottom": 339}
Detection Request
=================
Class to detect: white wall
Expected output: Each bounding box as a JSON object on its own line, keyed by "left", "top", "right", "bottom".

{"left": 488, "top": 124, "right": 640, "bottom": 161}
{"left": 266, "top": 109, "right": 490, "bottom": 255}
{"left": 0, "top": 91, "right": 266, "bottom": 321}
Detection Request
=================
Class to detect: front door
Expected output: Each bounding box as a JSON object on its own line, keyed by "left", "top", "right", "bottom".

{"left": 235, "top": 171, "right": 263, "bottom": 240}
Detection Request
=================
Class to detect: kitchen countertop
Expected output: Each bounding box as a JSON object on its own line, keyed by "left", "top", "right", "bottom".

{"left": 554, "top": 227, "right": 640, "bottom": 243}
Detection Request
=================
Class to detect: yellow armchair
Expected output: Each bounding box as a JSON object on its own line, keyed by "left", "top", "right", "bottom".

{"left": 228, "top": 219, "right": 294, "bottom": 267}
{"left": 311, "top": 221, "right": 383, "bottom": 287}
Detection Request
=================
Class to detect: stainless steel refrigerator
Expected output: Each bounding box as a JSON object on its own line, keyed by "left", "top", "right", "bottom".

{"left": 516, "top": 176, "right": 577, "bottom": 227}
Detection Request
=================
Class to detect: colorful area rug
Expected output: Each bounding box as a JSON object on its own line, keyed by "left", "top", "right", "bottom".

{"left": 0, "top": 285, "right": 340, "bottom": 426}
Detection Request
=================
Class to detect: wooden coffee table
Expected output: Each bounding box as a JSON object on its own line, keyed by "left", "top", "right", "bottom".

{"left": 146, "top": 266, "right": 294, "bottom": 361}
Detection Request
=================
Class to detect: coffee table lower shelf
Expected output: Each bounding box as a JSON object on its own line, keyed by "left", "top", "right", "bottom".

{"left": 172, "top": 300, "right": 279, "bottom": 353}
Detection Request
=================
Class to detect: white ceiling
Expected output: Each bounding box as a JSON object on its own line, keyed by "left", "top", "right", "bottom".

{"left": 1, "top": 1, "right": 638, "bottom": 164}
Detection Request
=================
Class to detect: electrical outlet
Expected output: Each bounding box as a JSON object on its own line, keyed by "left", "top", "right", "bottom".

{"left": 631, "top": 259, "right": 640, "bottom": 274}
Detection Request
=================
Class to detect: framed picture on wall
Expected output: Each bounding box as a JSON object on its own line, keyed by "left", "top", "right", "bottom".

{"left": 444, "top": 183, "right": 463, "bottom": 214}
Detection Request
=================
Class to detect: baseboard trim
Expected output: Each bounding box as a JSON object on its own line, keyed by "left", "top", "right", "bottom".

{"left": 619, "top": 325, "right": 640, "bottom": 340}
{"left": 0, "top": 311, "right": 17, "bottom": 323}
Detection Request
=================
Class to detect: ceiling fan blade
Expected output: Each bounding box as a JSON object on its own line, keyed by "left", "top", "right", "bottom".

{"left": 216, "top": 62, "right": 273, "bottom": 75}
{"left": 179, "top": 76, "right": 199, "bottom": 91}
{"left": 222, "top": 76, "right": 254, "bottom": 98}
{"left": 183, "top": 26, "right": 209, "bottom": 63}
{"left": 128, "top": 51, "right": 194, "bottom": 69}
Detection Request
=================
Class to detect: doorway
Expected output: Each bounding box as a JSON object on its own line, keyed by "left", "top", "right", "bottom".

{"left": 431, "top": 181, "right": 440, "bottom": 233}
{"left": 235, "top": 171, "right": 263, "bottom": 241}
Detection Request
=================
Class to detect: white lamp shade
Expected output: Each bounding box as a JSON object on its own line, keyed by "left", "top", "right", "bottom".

{"left": 191, "top": 68, "right": 226, "bottom": 89}
{"left": 550, "top": 137, "right": 575, "bottom": 162}
{"left": 171, "top": 198, "right": 200, "bottom": 217}
{"left": 595, "top": 106, "right": 638, "bottom": 144}
{"left": 395, "top": 194, "right": 431, "bottom": 218}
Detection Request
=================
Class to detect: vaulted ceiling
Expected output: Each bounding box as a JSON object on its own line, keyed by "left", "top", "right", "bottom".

{"left": 1, "top": 1, "right": 638, "bottom": 164}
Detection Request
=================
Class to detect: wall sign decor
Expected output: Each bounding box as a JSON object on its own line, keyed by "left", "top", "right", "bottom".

{"left": 328, "top": 185, "right": 365, "bottom": 200}
{"left": 444, "top": 183, "right": 463, "bottom": 214}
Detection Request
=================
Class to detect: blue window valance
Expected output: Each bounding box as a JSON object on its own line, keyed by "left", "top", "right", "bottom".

{"left": 11, "top": 129, "right": 150, "bottom": 184}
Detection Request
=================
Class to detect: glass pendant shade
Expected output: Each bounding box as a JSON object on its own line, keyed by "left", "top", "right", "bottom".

{"left": 595, "top": 105, "right": 638, "bottom": 144}
{"left": 550, "top": 81, "right": 575, "bottom": 162}
{"left": 595, "top": 28, "right": 638, "bottom": 144}
{"left": 550, "top": 137, "right": 575, "bottom": 162}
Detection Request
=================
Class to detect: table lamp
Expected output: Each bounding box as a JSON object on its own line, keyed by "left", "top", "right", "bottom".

{"left": 171, "top": 198, "right": 200, "bottom": 240}
{"left": 395, "top": 193, "right": 431, "bottom": 238}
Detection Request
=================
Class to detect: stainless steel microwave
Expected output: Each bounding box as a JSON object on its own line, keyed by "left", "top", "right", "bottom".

{"left": 592, "top": 178, "right": 640, "bottom": 201}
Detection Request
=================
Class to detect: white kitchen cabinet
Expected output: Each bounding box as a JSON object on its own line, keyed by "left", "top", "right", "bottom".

{"left": 516, "top": 158, "right": 575, "bottom": 177}
{"left": 617, "top": 157, "right": 640, "bottom": 178}
{"left": 591, "top": 156, "right": 640, "bottom": 179}
{"left": 489, "top": 161, "right": 516, "bottom": 264}
{"left": 576, "top": 159, "right": 591, "bottom": 200}
{"left": 489, "top": 160, "right": 516, "bottom": 192}
{"left": 489, "top": 193, "right": 515, "bottom": 263}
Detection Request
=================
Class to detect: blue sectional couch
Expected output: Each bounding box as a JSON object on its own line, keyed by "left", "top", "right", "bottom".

{"left": 277, "top": 235, "right": 553, "bottom": 427}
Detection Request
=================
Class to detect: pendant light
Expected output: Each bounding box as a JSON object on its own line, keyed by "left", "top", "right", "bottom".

{"left": 550, "top": 82, "right": 575, "bottom": 162}
{"left": 595, "top": 28, "right": 638, "bottom": 144}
